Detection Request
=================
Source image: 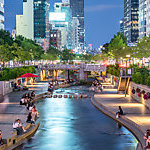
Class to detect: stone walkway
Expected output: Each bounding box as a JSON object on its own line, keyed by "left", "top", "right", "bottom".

{"left": 0, "top": 81, "right": 48, "bottom": 139}
{"left": 93, "top": 85, "right": 150, "bottom": 150}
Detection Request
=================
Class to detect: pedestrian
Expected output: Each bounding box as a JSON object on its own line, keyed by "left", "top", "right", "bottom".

{"left": 0, "top": 130, "right": 3, "bottom": 145}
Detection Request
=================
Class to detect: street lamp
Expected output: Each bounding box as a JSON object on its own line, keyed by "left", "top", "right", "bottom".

{"left": 125, "top": 54, "right": 131, "bottom": 97}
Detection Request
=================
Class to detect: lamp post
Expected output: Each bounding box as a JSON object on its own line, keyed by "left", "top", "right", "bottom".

{"left": 125, "top": 55, "right": 130, "bottom": 97}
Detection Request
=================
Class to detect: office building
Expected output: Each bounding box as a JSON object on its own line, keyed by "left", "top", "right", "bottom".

{"left": 50, "top": 29, "right": 61, "bottom": 50}
{"left": 124, "top": 0, "right": 139, "bottom": 43}
{"left": 146, "top": 0, "right": 150, "bottom": 36}
{"left": 34, "top": 0, "right": 50, "bottom": 51}
{"left": 0, "top": 0, "right": 4, "bottom": 30}
{"left": 120, "top": 18, "right": 124, "bottom": 34}
{"left": 139, "top": 0, "right": 146, "bottom": 38}
{"left": 16, "top": 0, "right": 34, "bottom": 40}
{"left": 70, "top": 0, "right": 85, "bottom": 50}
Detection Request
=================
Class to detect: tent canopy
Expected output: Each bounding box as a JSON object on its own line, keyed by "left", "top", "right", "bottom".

{"left": 18, "top": 73, "right": 39, "bottom": 78}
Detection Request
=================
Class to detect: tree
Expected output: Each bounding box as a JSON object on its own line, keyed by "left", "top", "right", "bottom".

{"left": 108, "top": 33, "right": 129, "bottom": 61}
{"left": 0, "top": 44, "right": 13, "bottom": 66}
{"left": 60, "top": 49, "right": 74, "bottom": 63}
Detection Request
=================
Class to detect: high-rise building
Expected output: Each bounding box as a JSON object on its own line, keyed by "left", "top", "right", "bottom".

{"left": 50, "top": 29, "right": 61, "bottom": 50}
{"left": 34, "top": 0, "right": 50, "bottom": 39}
{"left": 124, "top": 0, "right": 139, "bottom": 43}
{"left": 70, "top": 0, "right": 85, "bottom": 50}
{"left": 0, "top": 0, "right": 4, "bottom": 30}
{"left": 50, "top": 3, "right": 73, "bottom": 50}
{"left": 120, "top": 18, "right": 124, "bottom": 34}
{"left": 16, "top": 0, "right": 34, "bottom": 40}
{"left": 139, "top": 0, "right": 147, "bottom": 39}
{"left": 146, "top": 0, "right": 150, "bottom": 36}
{"left": 34, "top": 0, "right": 50, "bottom": 51}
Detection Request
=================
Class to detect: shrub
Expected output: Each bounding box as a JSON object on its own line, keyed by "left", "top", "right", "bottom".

{"left": 146, "top": 76, "right": 150, "bottom": 87}
{"left": 132, "top": 72, "right": 142, "bottom": 84}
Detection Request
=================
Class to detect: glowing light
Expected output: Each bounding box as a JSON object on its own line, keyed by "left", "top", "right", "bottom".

{"left": 49, "top": 12, "right": 66, "bottom": 21}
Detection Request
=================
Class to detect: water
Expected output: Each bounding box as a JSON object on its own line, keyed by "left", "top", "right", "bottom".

{"left": 16, "top": 86, "right": 138, "bottom": 150}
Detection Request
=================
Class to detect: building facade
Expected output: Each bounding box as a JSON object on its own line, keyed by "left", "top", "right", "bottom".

{"left": 16, "top": 0, "right": 34, "bottom": 40}
{"left": 139, "top": 0, "right": 147, "bottom": 38}
{"left": 34, "top": 0, "right": 50, "bottom": 51}
{"left": 50, "top": 29, "right": 61, "bottom": 50}
{"left": 120, "top": 18, "right": 124, "bottom": 34}
{"left": 70, "top": 0, "right": 85, "bottom": 50}
{"left": 146, "top": 0, "right": 150, "bottom": 36}
{"left": 124, "top": 0, "right": 139, "bottom": 43}
{"left": 0, "top": 0, "right": 4, "bottom": 30}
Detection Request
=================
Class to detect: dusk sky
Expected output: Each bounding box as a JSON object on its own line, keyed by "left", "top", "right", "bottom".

{"left": 4, "top": 0, "right": 124, "bottom": 48}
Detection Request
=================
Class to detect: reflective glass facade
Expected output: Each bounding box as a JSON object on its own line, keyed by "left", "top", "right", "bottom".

{"left": 139, "top": 0, "right": 146, "bottom": 38}
{"left": 70, "top": 0, "right": 85, "bottom": 50}
{"left": 0, "top": 0, "right": 4, "bottom": 30}
{"left": 124, "top": 0, "right": 139, "bottom": 43}
{"left": 34, "top": 0, "right": 50, "bottom": 39}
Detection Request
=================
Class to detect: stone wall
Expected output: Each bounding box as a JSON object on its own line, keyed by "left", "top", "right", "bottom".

{"left": 129, "top": 82, "right": 150, "bottom": 109}
{"left": 0, "top": 80, "right": 15, "bottom": 96}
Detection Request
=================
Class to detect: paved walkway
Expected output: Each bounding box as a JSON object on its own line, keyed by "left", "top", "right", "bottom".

{"left": 0, "top": 81, "right": 48, "bottom": 139}
{"left": 93, "top": 84, "right": 150, "bottom": 150}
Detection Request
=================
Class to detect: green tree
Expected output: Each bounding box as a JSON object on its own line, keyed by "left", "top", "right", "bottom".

{"left": 61, "top": 49, "right": 74, "bottom": 63}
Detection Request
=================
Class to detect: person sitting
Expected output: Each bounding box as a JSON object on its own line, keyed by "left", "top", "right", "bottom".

{"left": 26, "top": 112, "right": 35, "bottom": 125}
{"left": 32, "top": 106, "right": 39, "bottom": 121}
{"left": 144, "top": 129, "right": 150, "bottom": 148}
{"left": 31, "top": 91, "right": 35, "bottom": 98}
{"left": 20, "top": 98, "right": 25, "bottom": 105}
{"left": 116, "top": 106, "right": 124, "bottom": 118}
{"left": 0, "top": 130, "right": 3, "bottom": 145}
{"left": 13, "top": 119, "right": 26, "bottom": 135}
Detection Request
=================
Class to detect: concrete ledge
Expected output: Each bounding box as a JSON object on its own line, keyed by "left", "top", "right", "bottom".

{"left": 91, "top": 98, "right": 144, "bottom": 150}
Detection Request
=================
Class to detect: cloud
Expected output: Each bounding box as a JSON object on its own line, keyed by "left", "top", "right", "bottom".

{"left": 85, "top": 4, "right": 121, "bottom": 12}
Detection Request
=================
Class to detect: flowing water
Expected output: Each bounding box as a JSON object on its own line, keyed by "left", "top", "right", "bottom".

{"left": 16, "top": 86, "right": 138, "bottom": 150}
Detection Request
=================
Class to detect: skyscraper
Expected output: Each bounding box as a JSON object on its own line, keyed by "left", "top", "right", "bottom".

{"left": 0, "top": 0, "right": 4, "bottom": 30}
{"left": 34, "top": 0, "right": 50, "bottom": 40}
{"left": 16, "top": 0, "right": 34, "bottom": 40}
{"left": 146, "top": 0, "right": 150, "bottom": 36}
{"left": 139, "top": 0, "right": 146, "bottom": 39}
{"left": 70, "top": 0, "right": 85, "bottom": 50}
{"left": 124, "top": 0, "right": 139, "bottom": 43}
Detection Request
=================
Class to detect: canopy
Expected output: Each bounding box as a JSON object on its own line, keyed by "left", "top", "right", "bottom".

{"left": 18, "top": 73, "right": 39, "bottom": 78}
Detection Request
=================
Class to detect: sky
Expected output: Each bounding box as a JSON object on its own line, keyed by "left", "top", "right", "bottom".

{"left": 4, "top": 0, "right": 124, "bottom": 48}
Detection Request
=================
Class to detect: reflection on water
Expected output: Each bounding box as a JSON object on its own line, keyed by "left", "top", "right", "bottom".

{"left": 16, "top": 86, "right": 138, "bottom": 150}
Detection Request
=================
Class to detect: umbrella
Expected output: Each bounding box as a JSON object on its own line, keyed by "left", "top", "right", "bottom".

{"left": 18, "top": 73, "right": 39, "bottom": 78}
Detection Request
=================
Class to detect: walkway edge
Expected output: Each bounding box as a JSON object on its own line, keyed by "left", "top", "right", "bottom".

{"left": 91, "top": 97, "right": 145, "bottom": 150}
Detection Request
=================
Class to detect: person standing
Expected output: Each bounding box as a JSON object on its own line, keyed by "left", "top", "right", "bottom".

{"left": 0, "top": 130, "right": 3, "bottom": 145}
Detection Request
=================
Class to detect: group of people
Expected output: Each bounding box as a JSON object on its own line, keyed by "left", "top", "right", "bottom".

{"left": 14, "top": 91, "right": 39, "bottom": 135}
{"left": 90, "top": 80, "right": 103, "bottom": 93}
{"left": 20, "top": 91, "right": 35, "bottom": 106}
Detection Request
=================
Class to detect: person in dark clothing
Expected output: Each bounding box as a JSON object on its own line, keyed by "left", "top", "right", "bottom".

{"left": 119, "top": 106, "right": 123, "bottom": 115}
{"left": 0, "top": 130, "right": 3, "bottom": 145}
{"left": 26, "top": 112, "right": 35, "bottom": 124}
{"left": 116, "top": 106, "right": 124, "bottom": 118}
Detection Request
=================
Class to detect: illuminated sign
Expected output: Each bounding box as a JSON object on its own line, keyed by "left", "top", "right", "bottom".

{"left": 49, "top": 12, "right": 66, "bottom": 21}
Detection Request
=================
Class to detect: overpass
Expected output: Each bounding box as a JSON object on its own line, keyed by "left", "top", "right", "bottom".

{"left": 38, "top": 63, "right": 106, "bottom": 81}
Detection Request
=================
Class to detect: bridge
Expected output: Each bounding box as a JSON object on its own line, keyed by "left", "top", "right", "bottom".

{"left": 38, "top": 63, "right": 106, "bottom": 81}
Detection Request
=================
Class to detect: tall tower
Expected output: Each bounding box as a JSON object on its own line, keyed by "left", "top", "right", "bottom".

{"left": 0, "top": 0, "right": 4, "bottom": 30}
{"left": 139, "top": 0, "right": 146, "bottom": 39}
{"left": 70, "top": 0, "right": 85, "bottom": 50}
{"left": 16, "top": 0, "right": 34, "bottom": 40}
{"left": 124, "top": 0, "right": 139, "bottom": 43}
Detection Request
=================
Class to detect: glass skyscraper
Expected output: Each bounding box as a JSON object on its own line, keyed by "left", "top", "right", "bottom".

{"left": 70, "top": 0, "right": 85, "bottom": 50}
{"left": 124, "top": 0, "right": 139, "bottom": 43}
{"left": 34, "top": 0, "right": 50, "bottom": 39}
{"left": 0, "top": 0, "right": 4, "bottom": 30}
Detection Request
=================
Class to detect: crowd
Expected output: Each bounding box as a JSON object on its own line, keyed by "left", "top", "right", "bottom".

{"left": 144, "top": 129, "right": 150, "bottom": 149}
{"left": 90, "top": 80, "right": 103, "bottom": 93}
{"left": 13, "top": 91, "right": 39, "bottom": 135}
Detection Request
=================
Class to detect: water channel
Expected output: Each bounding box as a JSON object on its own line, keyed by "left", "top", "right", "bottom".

{"left": 16, "top": 86, "right": 138, "bottom": 150}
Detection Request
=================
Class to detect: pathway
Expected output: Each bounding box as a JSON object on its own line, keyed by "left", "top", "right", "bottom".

{"left": 93, "top": 84, "right": 150, "bottom": 149}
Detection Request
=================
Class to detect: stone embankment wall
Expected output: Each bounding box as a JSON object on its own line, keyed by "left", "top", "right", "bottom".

{"left": 129, "top": 82, "right": 150, "bottom": 109}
